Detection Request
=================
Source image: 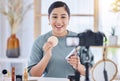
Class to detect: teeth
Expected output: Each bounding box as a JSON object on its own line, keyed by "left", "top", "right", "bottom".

{"left": 56, "top": 26, "right": 62, "bottom": 28}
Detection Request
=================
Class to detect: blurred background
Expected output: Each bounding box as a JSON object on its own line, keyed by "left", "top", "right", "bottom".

{"left": 0, "top": 0, "right": 120, "bottom": 79}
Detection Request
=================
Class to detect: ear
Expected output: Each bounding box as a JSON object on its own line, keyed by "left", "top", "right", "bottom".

{"left": 68, "top": 17, "right": 70, "bottom": 25}
{"left": 68, "top": 16, "right": 70, "bottom": 20}
{"left": 48, "top": 16, "right": 50, "bottom": 21}
{"left": 48, "top": 16, "right": 50, "bottom": 25}
{"left": 48, "top": 16, "right": 51, "bottom": 22}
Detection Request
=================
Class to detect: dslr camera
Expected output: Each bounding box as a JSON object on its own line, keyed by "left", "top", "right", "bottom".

{"left": 66, "top": 30, "right": 105, "bottom": 46}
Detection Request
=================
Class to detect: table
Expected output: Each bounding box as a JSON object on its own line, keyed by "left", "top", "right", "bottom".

{"left": 28, "top": 77, "right": 69, "bottom": 81}
{"left": 28, "top": 76, "right": 119, "bottom": 81}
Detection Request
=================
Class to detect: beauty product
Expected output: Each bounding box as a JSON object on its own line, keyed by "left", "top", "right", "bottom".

{"left": 2, "top": 69, "right": 11, "bottom": 81}
{"left": 16, "top": 75, "right": 22, "bottom": 81}
{"left": 2, "top": 69, "right": 8, "bottom": 81}
{"left": 12, "top": 67, "right": 15, "bottom": 81}
{"left": 23, "top": 68, "right": 28, "bottom": 81}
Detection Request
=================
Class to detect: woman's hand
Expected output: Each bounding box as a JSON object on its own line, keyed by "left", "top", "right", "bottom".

{"left": 43, "top": 41, "right": 54, "bottom": 56}
{"left": 30, "top": 41, "right": 54, "bottom": 77}
{"left": 67, "top": 54, "right": 80, "bottom": 69}
{"left": 67, "top": 54, "right": 85, "bottom": 75}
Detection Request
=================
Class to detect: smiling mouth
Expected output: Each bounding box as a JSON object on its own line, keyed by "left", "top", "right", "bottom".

{"left": 55, "top": 25, "right": 63, "bottom": 29}
{"left": 55, "top": 26, "right": 63, "bottom": 28}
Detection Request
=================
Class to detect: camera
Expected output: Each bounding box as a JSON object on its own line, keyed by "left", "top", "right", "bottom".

{"left": 66, "top": 30, "right": 105, "bottom": 46}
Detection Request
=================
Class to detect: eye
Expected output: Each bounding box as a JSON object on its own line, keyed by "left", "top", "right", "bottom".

{"left": 52, "top": 16, "right": 57, "bottom": 18}
{"left": 61, "top": 16, "right": 66, "bottom": 18}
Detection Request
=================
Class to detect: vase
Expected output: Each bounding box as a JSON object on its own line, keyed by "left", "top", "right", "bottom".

{"left": 109, "top": 35, "right": 118, "bottom": 46}
{"left": 6, "top": 34, "right": 20, "bottom": 58}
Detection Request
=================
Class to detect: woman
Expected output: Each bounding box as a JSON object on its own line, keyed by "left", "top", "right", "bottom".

{"left": 28, "top": 1, "right": 93, "bottom": 78}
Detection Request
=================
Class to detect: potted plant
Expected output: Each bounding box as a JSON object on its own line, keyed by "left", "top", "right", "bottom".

{"left": 109, "top": 26, "right": 118, "bottom": 46}
{"left": 0, "top": 0, "right": 32, "bottom": 58}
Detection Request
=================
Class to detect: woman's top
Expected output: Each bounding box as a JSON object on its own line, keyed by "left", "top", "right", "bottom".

{"left": 28, "top": 30, "right": 94, "bottom": 78}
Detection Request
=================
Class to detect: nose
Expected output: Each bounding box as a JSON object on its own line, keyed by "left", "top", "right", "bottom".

{"left": 56, "top": 18, "right": 62, "bottom": 24}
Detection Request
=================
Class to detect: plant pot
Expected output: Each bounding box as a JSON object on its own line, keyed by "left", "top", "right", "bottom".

{"left": 109, "top": 35, "right": 118, "bottom": 46}
{"left": 6, "top": 34, "right": 20, "bottom": 58}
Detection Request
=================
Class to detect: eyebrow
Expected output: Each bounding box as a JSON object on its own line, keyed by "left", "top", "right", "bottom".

{"left": 52, "top": 13, "right": 67, "bottom": 16}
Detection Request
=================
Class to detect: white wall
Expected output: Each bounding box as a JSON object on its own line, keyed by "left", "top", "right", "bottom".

{"left": 0, "top": 0, "right": 34, "bottom": 59}
{"left": 0, "top": 0, "right": 34, "bottom": 76}
{"left": 0, "top": 14, "right": 1, "bottom": 55}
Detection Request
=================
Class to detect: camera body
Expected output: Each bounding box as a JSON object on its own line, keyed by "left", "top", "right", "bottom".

{"left": 66, "top": 30, "right": 104, "bottom": 46}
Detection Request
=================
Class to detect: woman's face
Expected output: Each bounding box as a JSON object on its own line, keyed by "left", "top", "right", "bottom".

{"left": 49, "top": 7, "right": 70, "bottom": 37}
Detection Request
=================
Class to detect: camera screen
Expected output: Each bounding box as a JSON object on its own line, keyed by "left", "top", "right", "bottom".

{"left": 66, "top": 36, "right": 79, "bottom": 47}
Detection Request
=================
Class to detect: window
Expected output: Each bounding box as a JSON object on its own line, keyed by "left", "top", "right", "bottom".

{"left": 99, "top": 0, "right": 120, "bottom": 36}
{"left": 34, "top": 0, "right": 98, "bottom": 38}
{"left": 99, "top": 0, "right": 120, "bottom": 74}
{"left": 34, "top": 0, "right": 120, "bottom": 75}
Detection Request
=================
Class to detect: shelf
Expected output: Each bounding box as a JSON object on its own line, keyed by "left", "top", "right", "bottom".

{"left": 107, "top": 46, "right": 120, "bottom": 48}
{"left": 91, "top": 45, "right": 120, "bottom": 48}
{"left": 0, "top": 58, "right": 28, "bottom": 63}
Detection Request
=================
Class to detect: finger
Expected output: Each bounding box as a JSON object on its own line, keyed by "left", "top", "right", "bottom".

{"left": 67, "top": 59, "right": 78, "bottom": 64}
{"left": 68, "top": 58, "right": 79, "bottom": 64}
{"left": 43, "top": 42, "right": 53, "bottom": 51}
{"left": 68, "top": 60, "right": 78, "bottom": 64}
{"left": 68, "top": 61, "right": 77, "bottom": 69}
{"left": 69, "top": 56, "right": 78, "bottom": 60}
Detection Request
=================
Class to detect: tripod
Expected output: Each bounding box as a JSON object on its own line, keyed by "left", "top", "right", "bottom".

{"left": 68, "top": 46, "right": 92, "bottom": 81}
{"left": 68, "top": 66, "right": 80, "bottom": 81}
{"left": 74, "top": 46, "right": 91, "bottom": 81}
{"left": 84, "top": 46, "right": 91, "bottom": 81}
{"left": 68, "top": 46, "right": 81, "bottom": 81}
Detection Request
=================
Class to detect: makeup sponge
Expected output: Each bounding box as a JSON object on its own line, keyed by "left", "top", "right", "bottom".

{"left": 47, "top": 36, "right": 58, "bottom": 47}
